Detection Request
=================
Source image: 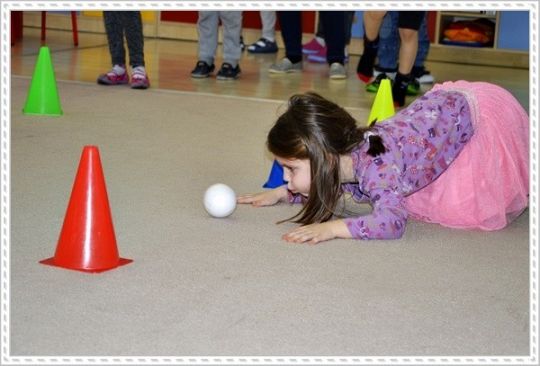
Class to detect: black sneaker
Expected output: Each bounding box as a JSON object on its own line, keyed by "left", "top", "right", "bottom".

{"left": 356, "top": 36, "right": 379, "bottom": 83}
{"left": 247, "top": 38, "right": 278, "bottom": 54}
{"left": 191, "top": 61, "right": 215, "bottom": 78}
{"left": 365, "top": 73, "right": 390, "bottom": 93}
{"left": 407, "top": 78, "right": 420, "bottom": 96}
{"left": 216, "top": 63, "right": 241, "bottom": 80}
{"left": 411, "top": 66, "right": 435, "bottom": 84}
{"left": 392, "top": 73, "right": 411, "bottom": 107}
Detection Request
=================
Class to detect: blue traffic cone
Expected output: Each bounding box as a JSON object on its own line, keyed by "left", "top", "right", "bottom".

{"left": 263, "top": 160, "right": 286, "bottom": 188}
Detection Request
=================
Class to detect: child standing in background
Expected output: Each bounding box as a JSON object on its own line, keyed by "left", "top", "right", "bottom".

{"left": 97, "top": 11, "right": 150, "bottom": 89}
{"left": 190, "top": 11, "right": 243, "bottom": 80}
{"left": 238, "top": 81, "right": 529, "bottom": 243}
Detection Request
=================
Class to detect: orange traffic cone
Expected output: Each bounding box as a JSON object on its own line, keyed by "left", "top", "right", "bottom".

{"left": 40, "top": 146, "right": 132, "bottom": 273}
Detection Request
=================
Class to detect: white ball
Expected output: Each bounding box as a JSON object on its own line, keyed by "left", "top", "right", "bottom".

{"left": 203, "top": 183, "right": 237, "bottom": 218}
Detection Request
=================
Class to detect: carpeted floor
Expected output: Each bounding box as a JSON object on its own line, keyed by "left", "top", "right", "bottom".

{"left": 10, "top": 76, "right": 529, "bottom": 357}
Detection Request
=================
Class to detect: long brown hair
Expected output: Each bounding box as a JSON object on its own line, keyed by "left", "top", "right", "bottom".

{"left": 268, "top": 92, "right": 385, "bottom": 225}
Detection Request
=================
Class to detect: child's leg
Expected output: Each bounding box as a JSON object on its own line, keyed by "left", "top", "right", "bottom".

{"left": 197, "top": 11, "right": 220, "bottom": 66}
{"left": 220, "top": 11, "right": 243, "bottom": 67}
{"left": 120, "top": 11, "right": 145, "bottom": 68}
{"left": 414, "top": 13, "right": 430, "bottom": 69}
{"left": 356, "top": 11, "right": 386, "bottom": 82}
{"left": 315, "top": 12, "right": 324, "bottom": 40}
{"left": 277, "top": 11, "right": 303, "bottom": 64}
{"left": 319, "top": 11, "right": 346, "bottom": 65}
{"left": 260, "top": 11, "right": 276, "bottom": 42}
{"left": 344, "top": 11, "right": 355, "bottom": 46}
{"left": 376, "top": 11, "right": 399, "bottom": 75}
{"left": 103, "top": 11, "right": 126, "bottom": 67}
{"left": 392, "top": 11, "right": 425, "bottom": 106}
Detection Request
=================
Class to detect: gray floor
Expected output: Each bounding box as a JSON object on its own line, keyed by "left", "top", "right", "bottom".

{"left": 9, "top": 77, "right": 530, "bottom": 358}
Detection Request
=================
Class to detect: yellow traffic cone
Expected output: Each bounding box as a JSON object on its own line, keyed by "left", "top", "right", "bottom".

{"left": 367, "top": 78, "right": 394, "bottom": 125}
{"left": 23, "top": 46, "right": 63, "bottom": 116}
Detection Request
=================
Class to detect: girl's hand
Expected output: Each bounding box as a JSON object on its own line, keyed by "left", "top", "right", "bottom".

{"left": 237, "top": 185, "right": 288, "bottom": 207}
{"left": 282, "top": 220, "right": 351, "bottom": 245}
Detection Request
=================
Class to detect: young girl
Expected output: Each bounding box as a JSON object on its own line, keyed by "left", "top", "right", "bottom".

{"left": 237, "top": 81, "right": 529, "bottom": 243}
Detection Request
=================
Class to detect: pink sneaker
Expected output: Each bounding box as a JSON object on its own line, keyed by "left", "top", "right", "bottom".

{"left": 307, "top": 46, "right": 350, "bottom": 64}
{"left": 131, "top": 69, "right": 150, "bottom": 89}
{"left": 307, "top": 46, "right": 327, "bottom": 63}
{"left": 302, "top": 38, "right": 325, "bottom": 55}
{"left": 97, "top": 69, "right": 129, "bottom": 85}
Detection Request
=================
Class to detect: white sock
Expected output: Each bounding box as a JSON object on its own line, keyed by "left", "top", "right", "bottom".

{"left": 315, "top": 36, "right": 326, "bottom": 47}
{"left": 132, "top": 65, "right": 146, "bottom": 75}
{"left": 112, "top": 64, "right": 126, "bottom": 75}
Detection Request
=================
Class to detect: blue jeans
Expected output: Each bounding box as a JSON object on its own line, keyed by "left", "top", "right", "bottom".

{"left": 377, "top": 12, "right": 430, "bottom": 71}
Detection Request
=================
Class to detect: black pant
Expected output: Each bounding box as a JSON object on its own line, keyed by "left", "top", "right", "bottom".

{"left": 316, "top": 11, "right": 355, "bottom": 45}
{"left": 103, "top": 11, "right": 145, "bottom": 67}
{"left": 278, "top": 11, "right": 346, "bottom": 65}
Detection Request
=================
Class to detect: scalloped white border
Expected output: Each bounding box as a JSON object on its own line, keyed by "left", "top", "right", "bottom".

{"left": 1, "top": 1, "right": 537, "bottom": 365}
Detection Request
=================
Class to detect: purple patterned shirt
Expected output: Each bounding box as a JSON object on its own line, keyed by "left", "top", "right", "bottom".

{"left": 289, "top": 89, "right": 474, "bottom": 240}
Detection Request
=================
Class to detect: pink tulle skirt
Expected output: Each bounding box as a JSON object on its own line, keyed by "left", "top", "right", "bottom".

{"left": 404, "top": 81, "right": 529, "bottom": 230}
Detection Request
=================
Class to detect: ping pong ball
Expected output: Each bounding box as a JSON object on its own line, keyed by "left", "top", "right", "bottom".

{"left": 204, "top": 183, "right": 237, "bottom": 218}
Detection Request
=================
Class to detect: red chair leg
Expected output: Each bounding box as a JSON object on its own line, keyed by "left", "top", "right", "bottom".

{"left": 41, "top": 11, "right": 46, "bottom": 42}
{"left": 71, "top": 11, "right": 78, "bottom": 46}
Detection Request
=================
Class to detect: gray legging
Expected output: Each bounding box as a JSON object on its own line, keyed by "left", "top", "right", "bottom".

{"left": 103, "top": 11, "right": 145, "bottom": 68}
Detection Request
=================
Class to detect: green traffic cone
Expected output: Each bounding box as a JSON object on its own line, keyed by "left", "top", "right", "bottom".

{"left": 367, "top": 78, "right": 394, "bottom": 125}
{"left": 23, "top": 46, "right": 63, "bottom": 116}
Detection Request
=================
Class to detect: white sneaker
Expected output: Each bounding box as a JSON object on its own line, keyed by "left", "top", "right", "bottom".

{"left": 329, "top": 62, "right": 347, "bottom": 80}
{"left": 269, "top": 58, "right": 303, "bottom": 74}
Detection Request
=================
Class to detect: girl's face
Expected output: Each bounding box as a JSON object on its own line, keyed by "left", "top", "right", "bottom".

{"left": 276, "top": 157, "right": 311, "bottom": 196}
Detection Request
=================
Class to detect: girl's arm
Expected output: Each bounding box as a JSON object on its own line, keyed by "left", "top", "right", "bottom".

{"left": 343, "top": 187, "right": 408, "bottom": 240}
{"left": 282, "top": 219, "right": 352, "bottom": 244}
{"left": 237, "top": 185, "right": 289, "bottom": 206}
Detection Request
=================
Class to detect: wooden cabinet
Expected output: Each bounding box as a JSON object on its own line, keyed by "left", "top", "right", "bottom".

{"left": 428, "top": 11, "right": 528, "bottom": 68}
{"left": 435, "top": 11, "right": 499, "bottom": 48}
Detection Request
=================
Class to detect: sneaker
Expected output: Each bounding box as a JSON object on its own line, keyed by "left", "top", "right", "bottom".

{"left": 247, "top": 38, "right": 278, "bottom": 54}
{"left": 191, "top": 61, "right": 215, "bottom": 78}
{"left": 365, "top": 73, "right": 390, "bottom": 93}
{"left": 406, "top": 78, "right": 420, "bottom": 96}
{"left": 307, "top": 47, "right": 350, "bottom": 64}
{"left": 216, "top": 62, "right": 241, "bottom": 80}
{"left": 269, "top": 58, "right": 302, "bottom": 74}
{"left": 240, "top": 36, "right": 246, "bottom": 52}
{"left": 329, "top": 62, "right": 347, "bottom": 80}
{"left": 131, "top": 67, "right": 150, "bottom": 89}
{"left": 97, "top": 65, "right": 129, "bottom": 85}
{"left": 412, "top": 66, "right": 435, "bottom": 84}
{"left": 356, "top": 37, "right": 379, "bottom": 83}
{"left": 307, "top": 46, "right": 327, "bottom": 63}
{"left": 302, "top": 37, "right": 325, "bottom": 55}
{"left": 373, "top": 66, "right": 396, "bottom": 80}
{"left": 392, "top": 75, "right": 410, "bottom": 108}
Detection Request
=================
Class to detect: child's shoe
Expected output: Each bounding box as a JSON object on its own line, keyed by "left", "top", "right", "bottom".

{"left": 392, "top": 72, "right": 412, "bottom": 107}
{"left": 302, "top": 37, "right": 325, "bottom": 55}
{"left": 373, "top": 65, "right": 397, "bottom": 81}
{"left": 216, "top": 62, "right": 241, "bottom": 80}
{"left": 357, "top": 40, "right": 380, "bottom": 83}
{"left": 329, "top": 62, "right": 347, "bottom": 80}
{"left": 131, "top": 66, "right": 150, "bottom": 89}
{"left": 247, "top": 38, "right": 278, "bottom": 54}
{"left": 365, "top": 73, "right": 390, "bottom": 93}
{"left": 306, "top": 46, "right": 327, "bottom": 63}
{"left": 191, "top": 61, "right": 215, "bottom": 78}
{"left": 307, "top": 47, "right": 350, "bottom": 64}
{"left": 269, "top": 58, "right": 302, "bottom": 73}
{"left": 412, "top": 66, "right": 435, "bottom": 84}
{"left": 406, "top": 78, "right": 420, "bottom": 96}
{"left": 97, "top": 64, "right": 129, "bottom": 85}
